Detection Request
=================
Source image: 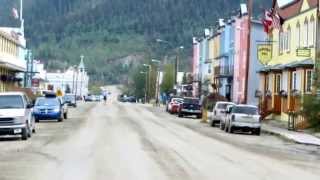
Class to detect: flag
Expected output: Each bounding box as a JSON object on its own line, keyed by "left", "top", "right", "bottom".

{"left": 12, "top": 7, "right": 19, "bottom": 19}
{"left": 261, "top": 8, "right": 284, "bottom": 34}
{"left": 262, "top": 10, "right": 273, "bottom": 34}
{"left": 272, "top": 11, "right": 284, "bottom": 31}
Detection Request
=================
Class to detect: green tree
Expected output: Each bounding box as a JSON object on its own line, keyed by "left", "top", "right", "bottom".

{"left": 161, "top": 64, "right": 175, "bottom": 94}
{"left": 301, "top": 95, "right": 320, "bottom": 130}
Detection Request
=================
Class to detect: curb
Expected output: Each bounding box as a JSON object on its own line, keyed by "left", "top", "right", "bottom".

{"left": 262, "top": 128, "right": 320, "bottom": 146}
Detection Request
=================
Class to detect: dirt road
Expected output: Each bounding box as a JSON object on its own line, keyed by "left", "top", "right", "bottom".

{"left": 0, "top": 89, "right": 319, "bottom": 180}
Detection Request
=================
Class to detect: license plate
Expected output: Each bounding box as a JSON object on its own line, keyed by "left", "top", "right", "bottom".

{"left": 14, "top": 129, "right": 22, "bottom": 134}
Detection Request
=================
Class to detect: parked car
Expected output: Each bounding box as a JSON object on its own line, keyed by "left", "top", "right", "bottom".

{"left": 0, "top": 92, "right": 36, "bottom": 140}
{"left": 178, "top": 98, "right": 202, "bottom": 118}
{"left": 95, "top": 95, "right": 102, "bottom": 102}
{"left": 84, "top": 95, "right": 94, "bottom": 102}
{"left": 63, "top": 94, "right": 77, "bottom": 107}
{"left": 33, "top": 95, "right": 67, "bottom": 122}
{"left": 220, "top": 104, "right": 235, "bottom": 130}
{"left": 224, "top": 105, "right": 261, "bottom": 135}
{"left": 126, "top": 96, "right": 137, "bottom": 103}
{"left": 211, "top": 101, "right": 235, "bottom": 127}
{"left": 168, "top": 98, "right": 183, "bottom": 114}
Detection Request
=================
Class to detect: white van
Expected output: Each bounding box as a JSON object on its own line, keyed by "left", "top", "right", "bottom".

{"left": 0, "top": 92, "right": 35, "bottom": 140}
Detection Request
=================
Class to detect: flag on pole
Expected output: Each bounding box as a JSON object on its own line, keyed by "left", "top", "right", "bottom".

{"left": 262, "top": 8, "right": 284, "bottom": 34}
{"left": 262, "top": 10, "right": 273, "bottom": 34}
{"left": 12, "top": 7, "right": 19, "bottom": 19}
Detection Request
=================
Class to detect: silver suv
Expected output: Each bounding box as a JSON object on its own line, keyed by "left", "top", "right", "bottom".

{"left": 0, "top": 92, "right": 36, "bottom": 140}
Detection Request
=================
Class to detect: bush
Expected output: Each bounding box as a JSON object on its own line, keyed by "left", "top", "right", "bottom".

{"left": 301, "top": 95, "right": 320, "bottom": 129}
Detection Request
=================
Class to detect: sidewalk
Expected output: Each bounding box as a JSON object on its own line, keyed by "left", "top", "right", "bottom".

{"left": 262, "top": 121, "right": 320, "bottom": 146}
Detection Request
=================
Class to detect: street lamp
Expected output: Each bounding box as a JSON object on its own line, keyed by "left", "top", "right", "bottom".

{"left": 140, "top": 71, "right": 148, "bottom": 103}
{"left": 156, "top": 39, "right": 184, "bottom": 86}
{"left": 151, "top": 59, "right": 161, "bottom": 106}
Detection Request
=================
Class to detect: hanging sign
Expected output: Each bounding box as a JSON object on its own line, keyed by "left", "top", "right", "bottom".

{"left": 296, "top": 48, "right": 311, "bottom": 57}
{"left": 257, "top": 44, "right": 272, "bottom": 65}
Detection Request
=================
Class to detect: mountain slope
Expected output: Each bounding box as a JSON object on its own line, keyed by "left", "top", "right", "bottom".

{"left": 0, "top": 0, "right": 270, "bottom": 84}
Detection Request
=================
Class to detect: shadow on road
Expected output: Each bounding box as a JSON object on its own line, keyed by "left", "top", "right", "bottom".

{"left": 0, "top": 136, "right": 21, "bottom": 141}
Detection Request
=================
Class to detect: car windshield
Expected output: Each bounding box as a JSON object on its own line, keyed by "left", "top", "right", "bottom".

{"left": 232, "top": 106, "right": 258, "bottom": 115}
{"left": 172, "top": 99, "right": 183, "bottom": 103}
{"left": 183, "top": 98, "right": 199, "bottom": 104}
{"left": 64, "top": 95, "right": 75, "bottom": 101}
{"left": 217, "top": 103, "right": 233, "bottom": 109}
{"left": 0, "top": 95, "right": 24, "bottom": 109}
{"left": 36, "top": 98, "right": 60, "bottom": 106}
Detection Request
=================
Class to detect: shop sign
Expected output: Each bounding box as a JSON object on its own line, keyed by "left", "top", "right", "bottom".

{"left": 257, "top": 44, "right": 272, "bottom": 65}
{"left": 296, "top": 48, "right": 311, "bottom": 57}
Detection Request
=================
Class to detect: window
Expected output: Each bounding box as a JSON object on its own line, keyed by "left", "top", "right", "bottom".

{"left": 279, "top": 31, "right": 284, "bottom": 54}
{"left": 282, "top": 72, "right": 288, "bottom": 91}
{"left": 276, "top": 74, "right": 282, "bottom": 93}
{"left": 309, "top": 16, "right": 315, "bottom": 46}
{"left": 292, "top": 72, "right": 297, "bottom": 90}
{"left": 303, "top": 19, "right": 308, "bottom": 47}
{"left": 296, "top": 22, "right": 301, "bottom": 48}
{"left": 306, "top": 70, "right": 313, "bottom": 92}
{"left": 286, "top": 27, "right": 291, "bottom": 52}
{"left": 266, "top": 75, "right": 269, "bottom": 91}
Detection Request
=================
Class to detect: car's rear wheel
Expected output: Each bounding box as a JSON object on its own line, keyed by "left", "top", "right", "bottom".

{"left": 64, "top": 112, "right": 68, "bottom": 119}
{"left": 253, "top": 128, "right": 261, "bottom": 136}
{"left": 35, "top": 118, "right": 39, "bottom": 123}
{"left": 228, "top": 125, "right": 235, "bottom": 134}
{"left": 197, "top": 114, "right": 202, "bottom": 119}
{"left": 178, "top": 113, "right": 183, "bottom": 118}
{"left": 220, "top": 122, "right": 225, "bottom": 130}
{"left": 58, "top": 114, "right": 64, "bottom": 122}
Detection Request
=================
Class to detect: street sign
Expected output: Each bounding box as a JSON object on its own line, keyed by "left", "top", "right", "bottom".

{"left": 257, "top": 44, "right": 272, "bottom": 65}
{"left": 296, "top": 48, "right": 311, "bottom": 57}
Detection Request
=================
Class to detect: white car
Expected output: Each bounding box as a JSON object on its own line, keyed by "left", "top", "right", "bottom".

{"left": 211, "top": 101, "right": 235, "bottom": 127}
{"left": 224, "top": 105, "right": 261, "bottom": 135}
{"left": 0, "top": 92, "right": 36, "bottom": 140}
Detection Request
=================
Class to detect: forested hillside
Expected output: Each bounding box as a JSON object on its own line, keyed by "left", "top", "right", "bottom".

{"left": 0, "top": 0, "right": 270, "bottom": 84}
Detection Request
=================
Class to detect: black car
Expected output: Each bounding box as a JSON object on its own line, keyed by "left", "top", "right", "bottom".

{"left": 178, "top": 98, "right": 202, "bottom": 118}
{"left": 126, "top": 96, "right": 137, "bottom": 103}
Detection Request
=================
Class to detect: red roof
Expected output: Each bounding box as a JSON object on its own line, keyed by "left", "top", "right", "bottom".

{"left": 276, "top": 0, "right": 318, "bottom": 20}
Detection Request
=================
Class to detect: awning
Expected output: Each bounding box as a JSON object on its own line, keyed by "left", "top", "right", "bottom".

{"left": 0, "top": 62, "right": 26, "bottom": 72}
{"left": 258, "top": 59, "right": 314, "bottom": 73}
{"left": 257, "top": 64, "right": 283, "bottom": 73}
{"left": 283, "top": 59, "right": 314, "bottom": 69}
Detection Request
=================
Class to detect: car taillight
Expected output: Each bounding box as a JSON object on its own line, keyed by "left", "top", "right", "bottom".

{"left": 231, "top": 115, "right": 235, "bottom": 122}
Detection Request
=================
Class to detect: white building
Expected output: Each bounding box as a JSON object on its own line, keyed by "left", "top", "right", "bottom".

{"left": 45, "top": 60, "right": 89, "bottom": 97}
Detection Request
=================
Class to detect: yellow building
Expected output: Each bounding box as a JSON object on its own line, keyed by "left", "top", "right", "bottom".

{"left": 0, "top": 29, "right": 26, "bottom": 92}
{"left": 258, "top": 0, "right": 317, "bottom": 129}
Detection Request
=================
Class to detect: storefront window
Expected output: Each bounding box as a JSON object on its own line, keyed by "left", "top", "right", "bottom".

{"left": 306, "top": 70, "right": 313, "bottom": 93}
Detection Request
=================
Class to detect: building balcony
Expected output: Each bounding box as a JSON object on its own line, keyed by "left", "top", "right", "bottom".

{"left": 214, "top": 65, "right": 233, "bottom": 78}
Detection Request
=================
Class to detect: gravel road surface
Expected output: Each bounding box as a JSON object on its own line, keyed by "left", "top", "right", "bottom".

{"left": 0, "top": 88, "right": 319, "bottom": 180}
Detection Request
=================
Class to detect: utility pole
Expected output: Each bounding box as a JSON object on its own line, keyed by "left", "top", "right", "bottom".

{"left": 243, "top": 0, "right": 252, "bottom": 104}
{"left": 74, "top": 67, "right": 79, "bottom": 104}
{"left": 315, "top": 0, "right": 320, "bottom": 96}
{"left": 79, "top": 55, "right": 84, "bottom": 99}
{"left": 72, "top": 66, "right": 75, "bottom": 94}
{"left": 20, "top": 0, "right": 24, "bottom": 36}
